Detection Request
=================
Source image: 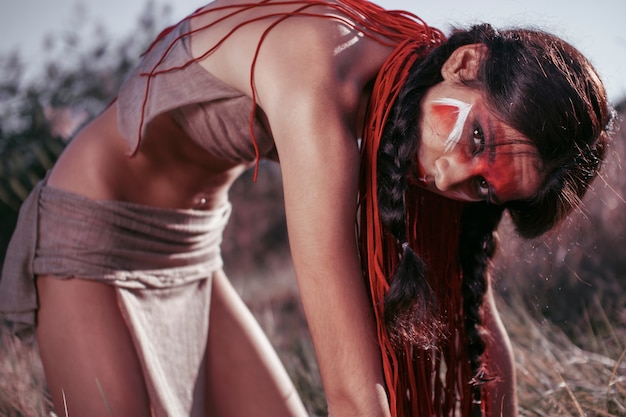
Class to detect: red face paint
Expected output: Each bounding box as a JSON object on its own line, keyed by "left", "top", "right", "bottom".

{"left": 413, "top": 102, "right": 460, "bottom": 185}
{"left": 478, "top": 139, "right": 539, "bottom": 203}
{"left": 431, "top": 103, "right": 459, "bottom": 141}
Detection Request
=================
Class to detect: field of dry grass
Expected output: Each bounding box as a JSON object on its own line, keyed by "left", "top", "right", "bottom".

{"left": 240, "top": 267, "right": 626, "bottom": 417}
{"left": 1, "top": 263, "right": 624, "bottom": 416}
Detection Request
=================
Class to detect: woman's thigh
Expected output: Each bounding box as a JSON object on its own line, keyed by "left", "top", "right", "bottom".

{"left": 205, "top": 270, "right": 308, "bottom": 417}
{"left": 36, "top": 276, "right": 151, "bottom": 417}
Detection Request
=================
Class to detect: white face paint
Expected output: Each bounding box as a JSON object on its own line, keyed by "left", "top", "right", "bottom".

{"left": 333, "top": 25, "right": 363, "bottom": 56}
{"left": 431, "top": 97, "right": 473, "bottom": 153}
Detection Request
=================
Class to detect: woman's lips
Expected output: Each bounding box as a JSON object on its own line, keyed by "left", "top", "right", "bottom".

{"left": 415, "top": 161, "right": 428, "bottom": 185}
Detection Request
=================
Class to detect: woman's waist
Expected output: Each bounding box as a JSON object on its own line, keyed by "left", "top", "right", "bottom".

{"left": 48, "top": 109, "right": 251, "bottom": 211}
{"left": 50, "top": 160, "right": 244, "bottom": 212}
{"left": 33, "top": 184, "right": 233, "bottom": 285}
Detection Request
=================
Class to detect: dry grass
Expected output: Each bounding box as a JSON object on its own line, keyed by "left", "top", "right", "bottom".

{"left": 2, "top": 265, "right": 624, "bottom": 417}
{"left": 499, "top": 297, "right": 625, "bottom": 416}
{"left": 0, "top": 329, "right": 51, "bottom": 416}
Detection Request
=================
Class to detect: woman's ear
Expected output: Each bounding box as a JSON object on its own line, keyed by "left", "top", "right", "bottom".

{"left": 441, "top": 43, "right": 488, "bottom": 82}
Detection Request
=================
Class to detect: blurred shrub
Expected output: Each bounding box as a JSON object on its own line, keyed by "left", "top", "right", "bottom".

{"left": 0, "top": 1, "right": 171, "bottom": 265}
{"left": 222, "top": 162, "right": 291, "bottom": 278}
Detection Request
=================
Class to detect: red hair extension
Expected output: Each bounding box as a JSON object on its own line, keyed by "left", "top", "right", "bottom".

{"left": 358, "top": 25, "right": 485, "bottom": 416}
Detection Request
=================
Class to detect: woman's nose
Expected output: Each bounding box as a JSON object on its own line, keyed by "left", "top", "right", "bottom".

{"left": 434, "top": 156, "right": 472, "bottom": 192}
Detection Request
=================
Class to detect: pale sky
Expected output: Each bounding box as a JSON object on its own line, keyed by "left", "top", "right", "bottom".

{"left": 1, "top": 0, "right": 625, "bottom": 103}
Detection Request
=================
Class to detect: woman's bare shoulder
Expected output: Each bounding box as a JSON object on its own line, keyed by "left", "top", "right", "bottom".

{"left": 189, "top": 1, "right": 392, "bottom": 107}
{"left": 254, "top": 14, "right": 394, "bottom": 138}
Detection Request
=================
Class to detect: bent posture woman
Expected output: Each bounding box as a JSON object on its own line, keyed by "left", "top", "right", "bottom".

{"left": 0, "top": 0, "right": 612, "bottom": 416}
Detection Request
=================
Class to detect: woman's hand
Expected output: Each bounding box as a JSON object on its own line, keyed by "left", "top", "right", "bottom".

{"left": 483, "top": 282, "right": 519, "bottom": 416}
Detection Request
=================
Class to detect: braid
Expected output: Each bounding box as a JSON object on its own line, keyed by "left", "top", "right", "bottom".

{"left": 372, "top": 19, "right": 608, "bottom": 415}
{"left": 459, "top": 202, "right": 504, "bottom": 416}
{"left": 377, "top": 51, "right": 445, "bottom": 348}
{"left": 376, "top": 46, "right": 440, "bottom": 241}
{"left": 377, "top": 26, "right": 495, "bottom": 348}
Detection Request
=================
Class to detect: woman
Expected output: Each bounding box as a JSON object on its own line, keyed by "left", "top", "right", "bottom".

{"left": 0, "top": 0, "right": 611, "bottom": 416}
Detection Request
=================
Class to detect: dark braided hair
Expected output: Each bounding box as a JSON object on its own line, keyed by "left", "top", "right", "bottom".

{"left": 458, "top": 202, "right": 505, "bottom": 415}
{"left": 376, "top": 40, "right": 447, "bottom": 347}
{"left": 376, "top": 22, "right": 612, "bottom": 412}
{"left": 377, "top": 24, "right": 510, "bottom": 346}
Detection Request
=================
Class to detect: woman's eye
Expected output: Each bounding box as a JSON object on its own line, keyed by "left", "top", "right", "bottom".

{"left": 472, "top": 126, "right": 485, "bottom": 154}
{"left": 476, "top": 176, "right": 490, "bottom": 200}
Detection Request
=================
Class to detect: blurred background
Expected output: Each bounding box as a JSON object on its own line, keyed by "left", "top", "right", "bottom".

{"left": 2, "top": 0, "right": 626, "bottom": 101}
{"left": 0, "top": 1, "right": 624, "bottom": 416}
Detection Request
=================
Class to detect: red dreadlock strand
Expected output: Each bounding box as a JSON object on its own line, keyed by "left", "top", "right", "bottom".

{"left": 357, "top": 8, "right": 484, "bottom": 416}
{"left": 357, "top": 38, "right": 422, "bottom": 416}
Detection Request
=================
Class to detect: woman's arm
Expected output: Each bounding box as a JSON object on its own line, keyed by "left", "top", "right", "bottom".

{"left": 278, "top": 127, "right": 390, "bottom": 417}
{"left": 269, "top": 95, "right": 390, "bottom": 417}
{"left": 254, "top": 28, "right": 391, "bottom": 417}
{"left": 483, "top": 282, "right": 519, "bottom": 416}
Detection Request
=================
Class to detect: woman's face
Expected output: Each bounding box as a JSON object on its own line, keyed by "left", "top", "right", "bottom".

{"left": 414, "top": 81, "right": 544, "bottom": 205}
